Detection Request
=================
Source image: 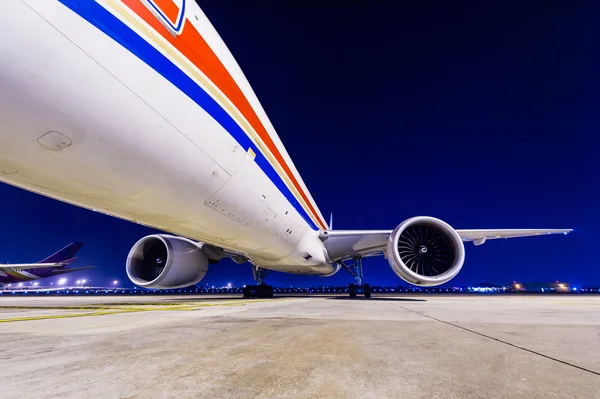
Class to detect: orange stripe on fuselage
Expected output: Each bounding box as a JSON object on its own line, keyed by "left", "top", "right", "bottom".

{"left": 122, "top": 0, "right": 326, "bottom": 229}
{"left": 151, "top": 0, "right": 179, "bottom": 22}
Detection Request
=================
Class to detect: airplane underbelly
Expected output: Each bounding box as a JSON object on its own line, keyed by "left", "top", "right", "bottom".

{"left": 0, "top": 0, "right": 315, "bottom": 263}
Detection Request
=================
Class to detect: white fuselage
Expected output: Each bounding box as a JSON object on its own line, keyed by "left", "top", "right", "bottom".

{"left": 0, "top": 0, "right": 335, "bottom": 275}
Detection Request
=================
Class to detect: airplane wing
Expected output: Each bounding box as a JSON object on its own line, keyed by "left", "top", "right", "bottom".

{"left": 320, "top": 228, "right": 573, "bottom": 261}
{"left": 0, "top": 262, "right": 67, "bottom": 269}
{"left": 455, "top": 229, "right": 573, "bottom": 245}
{"left": 50, "top": 266, "right": 96, "bottom": 275}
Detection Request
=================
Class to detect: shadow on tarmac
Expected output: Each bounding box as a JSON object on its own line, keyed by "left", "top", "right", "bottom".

{"left": 127, "top": 295, "right": 429, "bottom": 303}
{"left": 155, "top": 295, "right": 428, "bottom": 303}
{"left": 327, "top": 296, "right": 427, "bottom": 302}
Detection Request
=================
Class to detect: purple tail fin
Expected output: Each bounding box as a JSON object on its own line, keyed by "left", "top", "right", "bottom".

{"left": 39, "top": 242, "right": 84, "bottom": 264}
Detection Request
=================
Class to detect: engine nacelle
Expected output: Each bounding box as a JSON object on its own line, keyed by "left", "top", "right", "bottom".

{"left": 320, "top": 262, "right": 342, "bottom": 277}
{"left": 126, "top": 235, "right": 209, "bottom": 289}
{"left": 386, "top": 217, "right": 465, "bottom": 287}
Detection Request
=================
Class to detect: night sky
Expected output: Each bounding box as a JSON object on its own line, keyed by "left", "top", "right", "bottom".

{"left": 0, "top": 1, "right": 597, "bottom": 288}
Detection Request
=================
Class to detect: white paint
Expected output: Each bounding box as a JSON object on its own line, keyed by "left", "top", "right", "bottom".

{"left": 0, "top": 0, "right": 333, "bottom": 278}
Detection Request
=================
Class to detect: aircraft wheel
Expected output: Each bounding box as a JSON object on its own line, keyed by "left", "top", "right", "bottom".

{"left": 349, "top": 284, "right": 357, "bottom": 298}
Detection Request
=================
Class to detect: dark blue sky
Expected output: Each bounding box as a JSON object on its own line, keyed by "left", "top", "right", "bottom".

{"left": 0, "top": 1, "right": 597, "bottom": 288}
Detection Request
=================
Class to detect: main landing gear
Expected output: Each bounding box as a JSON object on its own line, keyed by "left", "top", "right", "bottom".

{"left": 342, "top": 257, "right": 372, "bottom": 299}
{"left": 242, "top": 266, "right": 274, "bottom": 298}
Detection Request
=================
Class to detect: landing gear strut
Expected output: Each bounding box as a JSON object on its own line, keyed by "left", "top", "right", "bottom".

{"left": 344, "top": 257, "right": 371, "bottom": 299}
{"left": 242, "top": 266, "right": 274, "bottom": 298}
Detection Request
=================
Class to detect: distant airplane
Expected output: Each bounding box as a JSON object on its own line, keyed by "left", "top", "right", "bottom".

{"left": 0, "top": 242, "right": 94, "bottom": 285}
{"left": 0, "top": 1, "right": 571, "bottom": 297}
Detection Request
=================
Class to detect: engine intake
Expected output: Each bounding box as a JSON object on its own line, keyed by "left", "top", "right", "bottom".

{"left": 386, "top": 217, "right": 465, "bottom": 286}
{"left": 126, "top": 235, "right": 209, "bottom": 289}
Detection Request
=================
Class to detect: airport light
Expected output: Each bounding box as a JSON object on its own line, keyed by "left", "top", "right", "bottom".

{"left": 58, "top": 278, "right": 67, "bottom": 286}
{"left": 82, "top": 279, "right": 87, "bottom": 284}
{"left": 33, "top": 282, "right": 39, "bottom": 286}
{"left": 113, "top": 280, "right": 118, "bottom": 289}
{"left": 18, "top": 282, "right": 23, "bottom": 287}
{"left": 227, "top": 282, "right": 232, "bottom": 289}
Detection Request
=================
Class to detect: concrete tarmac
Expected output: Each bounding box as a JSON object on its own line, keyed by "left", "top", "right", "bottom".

{"left": 0, "top": 294, "right": 599, "bottom": 398}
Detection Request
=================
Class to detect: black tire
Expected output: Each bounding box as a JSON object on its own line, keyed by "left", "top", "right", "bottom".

{"left": 253, "top": 284, "right": 273, "bottom": 298}
{"left": 243, "top": 285, "right": 259, "bottom": 298}
{"left": 364, "top": 284, "right": 372, "bottom": 299}
{"left": 349, "top": 284, "right": 357, "bottom": 298}
{"left": 263, "top": 285, "right": 274, "bottom": 298}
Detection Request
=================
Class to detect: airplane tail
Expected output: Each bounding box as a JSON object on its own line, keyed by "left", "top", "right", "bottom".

{"left": 38, "top": 242, "right": 84, "bottom": 264}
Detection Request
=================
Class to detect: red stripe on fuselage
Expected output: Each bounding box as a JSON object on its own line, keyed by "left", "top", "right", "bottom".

{"left": 122, "top": 0, "right": 326, "bottom": 229}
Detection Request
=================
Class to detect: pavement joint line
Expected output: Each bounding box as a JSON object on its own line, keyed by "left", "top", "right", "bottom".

{"left": 0, "top": 298, "right": 293, "bottom": 323}
{"left": 386, "top": 301, "right": 600, "bottom": 377}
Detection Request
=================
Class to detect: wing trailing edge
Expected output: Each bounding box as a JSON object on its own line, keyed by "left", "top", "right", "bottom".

{"left": 320, "top": 227, "right": 572, "bottom": 261}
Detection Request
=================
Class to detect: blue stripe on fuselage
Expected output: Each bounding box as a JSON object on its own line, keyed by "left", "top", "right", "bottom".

{"left": 56, "top": 0, "right": 319, "bottom": 230}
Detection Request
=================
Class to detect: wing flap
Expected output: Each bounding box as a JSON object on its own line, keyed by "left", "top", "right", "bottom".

{"left": 321, "top": 228, "right": 572, "bottom": 261}
{"left": 50, "top": 266, "right": 96, "bottom": 275}
{"left": 456, "top": 229, "right": 572, "bottom": 245}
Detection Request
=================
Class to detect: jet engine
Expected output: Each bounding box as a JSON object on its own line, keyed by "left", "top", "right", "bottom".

{"left": 126, "top": 234, "right": 209, "bottom": 289}
{"left": 386, "top": 217, "right": 465, "bottom": 286}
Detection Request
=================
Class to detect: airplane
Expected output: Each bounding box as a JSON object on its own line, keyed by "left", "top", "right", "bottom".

{"left": 0, "top": 1, "right": 571, "bottom": 298}
{"left": 0, "top": 242, "right": 94, "bottom": 286}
